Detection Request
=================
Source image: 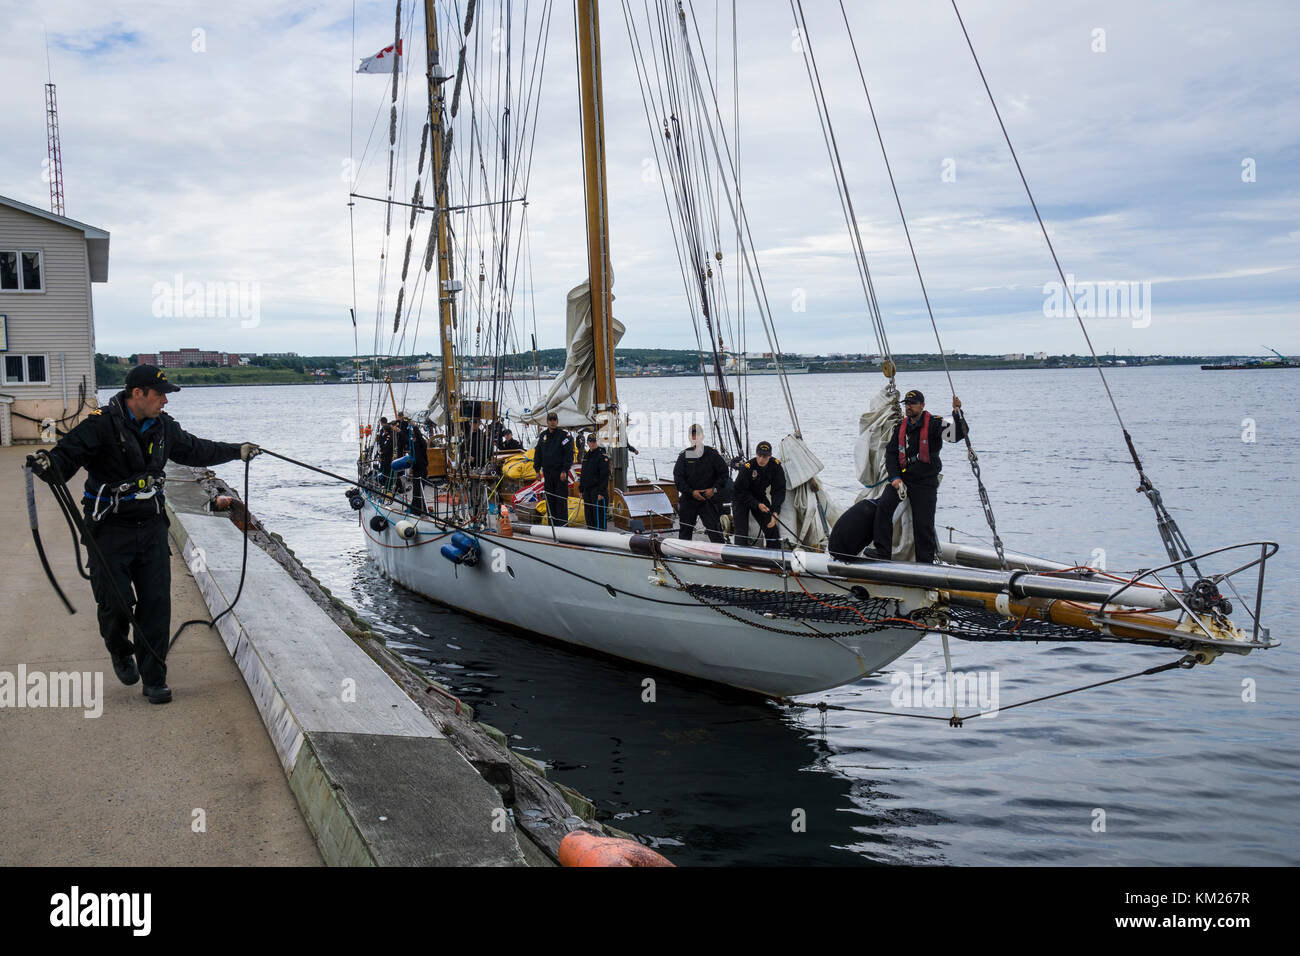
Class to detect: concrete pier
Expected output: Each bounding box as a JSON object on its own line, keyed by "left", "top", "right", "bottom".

{"left": 1, "top": 446, "right": 599, "bottom": 866}
{"left": 0, "top": 445, "right": 321, "bottom": 865}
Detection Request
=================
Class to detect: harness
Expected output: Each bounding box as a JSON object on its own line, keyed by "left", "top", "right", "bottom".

{"left": 84, "top": 398, "right": 169, "bottom": 521}
{"left": 898, "top": 411, "right": 932, "bottom": 472}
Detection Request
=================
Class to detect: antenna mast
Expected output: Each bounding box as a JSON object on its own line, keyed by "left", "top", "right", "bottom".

{"left": 45, "top": 83, "right": 66, "bottom": 216}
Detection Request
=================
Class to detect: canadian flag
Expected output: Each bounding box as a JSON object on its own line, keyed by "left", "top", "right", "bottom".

{"left": 357, "top": 39, "right": 402, "bottom": 74}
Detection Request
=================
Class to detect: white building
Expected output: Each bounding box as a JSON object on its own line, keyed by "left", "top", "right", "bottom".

{"left": 0, "top": 195, "right": 109, "bottom": 444}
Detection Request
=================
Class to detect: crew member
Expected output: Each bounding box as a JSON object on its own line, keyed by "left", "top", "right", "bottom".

{"left": 466, "top": 419, "right": 490, "bottom": 470}
{"left": 376, "top": 416, "right": 393, "bottom": 485}
{"left": 534, "top": 412, "right": 574, "bottom": 527}
{"left": 498, "top": 428, "right": 523, "bottom": 452}
{"left": 828, "top": 498, "right": 880, "bottom": 561}
{"left": 579, "top": 433, "right": 611, "bottom": 530}
{"left": 673, "top": 424, "right": 728, "bottom": 542}
{"left": 872, "top": 390, "right": 967, "bottom": 563}
{"left": 408, "top": 418, "right": 428, "bottom": 513}
{"left": 733, "top": 440, "right": 786, "bottom": 549}
{"left": 31, "top": 364, "right": 258, "bottom": 705}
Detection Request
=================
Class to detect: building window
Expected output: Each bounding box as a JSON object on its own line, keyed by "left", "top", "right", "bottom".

{"left": 0, "top": 250, "right": 44, "bottom": 292}
{"left": 2, "top": 354, "right": 49, "bottom": 385}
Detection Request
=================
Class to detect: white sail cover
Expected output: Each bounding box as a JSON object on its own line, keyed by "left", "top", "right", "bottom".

{"left": 852, "top": 384, "right": 915, "bottom": 560}
{"left": 518, "top": 279, "right": 625, "bottom": 428}
{"left": 776, "top": 435, "right": 844, "bottom": 550}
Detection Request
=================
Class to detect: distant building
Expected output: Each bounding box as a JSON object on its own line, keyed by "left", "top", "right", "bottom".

{"left": 0, "top": 194, "right": 110, "bottom": 445}
{"left": 140, "top": 348, "right": 241, "bottom": 368}
{"left": 1033, "top": 351, "right": 1047, "bottom": 361}
{"left": 1003, "top": 353, "right": 1026, "bottom": 361}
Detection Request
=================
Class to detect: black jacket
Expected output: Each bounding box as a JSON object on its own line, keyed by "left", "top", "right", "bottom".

{"left": 376, "top": 426, "right": 394, "bottom": 461}
{"left": 673, "top": 445, "right": 728, "bottom": 496}
{"left": 410, "top": 424, "right": 428, "bottom": 478}
{"left": 734, "top": 456, "right": 786, "bottom": 513}
{"left": 534, "top": 427, "right": 574, "bottom": 476}
{"left": 47, "top": 391, "right": 241, "bottom": 520}
{"left": 579, "top": 447, "right": 611, "bottom": 496}
{"left": 498, "top": 438, "right": 523, "bottom": 452}
{"left": 886, "top": 409, "right": 969, "bottom": 487}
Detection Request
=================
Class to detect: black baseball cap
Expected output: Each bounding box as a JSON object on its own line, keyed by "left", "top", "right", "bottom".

{"left": 903, "top": 389, "right": 924, "bottom": 405}
{"left": 125, "top": 364, "right": 181, "bottom": 393}
{"left": 756, "top": 440, "right": 772, "bottom": 455}
{"left": 586, "top": 433, "right": 598, "bottom": 443}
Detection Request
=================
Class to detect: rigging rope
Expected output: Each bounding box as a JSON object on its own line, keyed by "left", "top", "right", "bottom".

{"left": 948, "top": 0, "right": 1198, "bottom": 584}
{"left": 828, "top": 0, "right": 1008, "bottom": 569}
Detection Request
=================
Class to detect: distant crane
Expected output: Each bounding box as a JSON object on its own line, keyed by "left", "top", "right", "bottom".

{"left": 45, "top": 82, "right": 65, "bottom": 216}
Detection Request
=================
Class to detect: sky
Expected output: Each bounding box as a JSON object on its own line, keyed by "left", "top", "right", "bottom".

{"left": 2, "top": 0, "right": 1297, "bottom": 359}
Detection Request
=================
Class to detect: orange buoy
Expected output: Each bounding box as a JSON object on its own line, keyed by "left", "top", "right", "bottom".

{"left": 558, "top": 831, "right": 674, "bottom": 867}
{"left": 212, "top": 495, "right": 233, "bottom": 511}
{"left": 362, "top": 424, "right": 372, "bottom": 438}
{"left": 498, "top": 505, "right": 513, "bottom": 537}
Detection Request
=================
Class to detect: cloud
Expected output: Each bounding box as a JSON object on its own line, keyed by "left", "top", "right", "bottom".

{"left": 1, "top": 0, "right": 1296, "bottom": 359}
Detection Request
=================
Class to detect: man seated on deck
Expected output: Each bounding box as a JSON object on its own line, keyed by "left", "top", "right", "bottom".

{"left": 673, "top": 424, "right": 728, "bottom": 543}
{"left": 497, "top": 428, "right": 523, "bottom": 452}
{"left": 871, "top": 390, "right": 967, "bottom": 564}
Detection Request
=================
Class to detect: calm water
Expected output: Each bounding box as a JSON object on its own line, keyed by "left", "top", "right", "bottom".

{"left": 128, "top": 366, "right": 1300, "bottom": 865}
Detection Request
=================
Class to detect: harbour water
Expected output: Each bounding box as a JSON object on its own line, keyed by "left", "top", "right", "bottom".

{"left": 128, "top": 365, "right": 1300, "bottom": 865}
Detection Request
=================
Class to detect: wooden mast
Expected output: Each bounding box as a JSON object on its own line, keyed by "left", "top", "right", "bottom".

{"left": 425, "top": 0, "right": 458, "bottom": 451}
{"left": 575, "top": 0, "right": 624, "bottom": 492}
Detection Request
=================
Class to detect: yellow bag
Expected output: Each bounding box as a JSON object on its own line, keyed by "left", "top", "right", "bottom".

{"left": 502, "top": 449, "right": 537, "bottom": 481}
{"left": 537, "top": 494, "right": 583, "bottom": 525}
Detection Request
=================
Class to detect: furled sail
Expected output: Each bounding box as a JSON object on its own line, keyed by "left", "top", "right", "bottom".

{"left": 852, "top": 383, "right": 915, "bottom": 560}
{"left": 776, "top": 435, "right": 844, "bottom": 550}
{"left": 518, "top": 278, "right": 625, "bottom": 428}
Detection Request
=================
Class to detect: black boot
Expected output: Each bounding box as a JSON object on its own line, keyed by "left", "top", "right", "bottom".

{"left": 111, "top": 653, "right": 140, "bottom": 686}
{"left": 142, "top": 684, "right": 172, "bottom": 705}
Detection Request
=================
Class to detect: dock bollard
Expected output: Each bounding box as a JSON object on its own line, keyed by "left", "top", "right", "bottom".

{"left": 558, "top": 831, "right": 674, "bottom": 867}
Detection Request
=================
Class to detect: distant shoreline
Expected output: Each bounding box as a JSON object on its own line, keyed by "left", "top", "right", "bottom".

{"left": 94, "top": 361, "right": 1228, "bottom": 392}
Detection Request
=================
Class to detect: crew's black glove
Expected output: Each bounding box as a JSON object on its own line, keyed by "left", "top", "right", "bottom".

{"left": 26, "top": 451, "right": 56, "bottom": 484}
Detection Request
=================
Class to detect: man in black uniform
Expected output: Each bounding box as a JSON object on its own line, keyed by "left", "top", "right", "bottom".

{"left": 498, "top": 428, "right": 523, "bottom": 452}
{"left": 733, "top": 440, "right": 786, "bottom": 549}
{"left": 31, "top": 365, "right": 257, "bottom": 704}
{"left": 408, "top": 418, "right": 429, "bottom": 513}
{"left": 375, "top": 416, "right": 394, "bottom": 485}
{"left": 534, "top": 412, "right": 574, "bottom": 527}
{"left": 872, "top": 389, "right": 967, "bottom": 563}
{"left": 466, "top": 420, "right": 490, "bottom": 470}
{"left": 673, "top": 424, "right": 728, "bottom": 542}
{"left": 578, "top": 433, "right": 611, "bottom": 529}
{"left": 828, "top": 498, "right": 880, "bottom": 561}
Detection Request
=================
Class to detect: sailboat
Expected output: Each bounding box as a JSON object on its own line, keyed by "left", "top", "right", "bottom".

{"left": 346, "top": 0, "right": 1277, "bottom": 700}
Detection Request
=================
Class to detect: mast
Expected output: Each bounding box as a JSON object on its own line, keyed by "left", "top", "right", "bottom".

{"left": 425, "top": 0, "right": 458, "bottom": 447}
{"left": 575, "top": 0, "right": 625, "bottom": 491}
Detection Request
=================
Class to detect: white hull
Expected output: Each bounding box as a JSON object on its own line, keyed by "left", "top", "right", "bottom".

{"left": 360, "top": 498, "right": 927, "bottom": 697}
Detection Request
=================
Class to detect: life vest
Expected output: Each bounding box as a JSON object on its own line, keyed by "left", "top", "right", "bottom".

{"left": 898, "top": 411, "right": 931, "bottom": 472}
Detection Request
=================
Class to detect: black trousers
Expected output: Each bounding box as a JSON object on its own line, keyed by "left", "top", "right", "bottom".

{"left": 733, "top": 503, "right": 780, "bottom": 549}
{"left": 542, "top": 471, "right": 569, "bottom": 527}
{"left": 86, "top": 515, "right": 172, "bottom": 687}
{"left": 872, "top": 481, "right": 940, "bottom": 563}
{"left": 583, "top": 492, "right": 607, "bottom": 530}
{"left": 410, "top": 476, "right": 427, "bottom": 513}
{"left": 678, "top": 494, "right": 724, "bottom": 543}
{"left": 828, "top": 497, "right": 879, "bottom": 561}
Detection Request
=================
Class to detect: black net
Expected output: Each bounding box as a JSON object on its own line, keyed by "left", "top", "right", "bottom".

{"left": 681, "top": 584, "right": 902, "bottom": 629}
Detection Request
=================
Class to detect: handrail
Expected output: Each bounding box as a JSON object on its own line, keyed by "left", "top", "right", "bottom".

{"left": 1098, "top": 540, "right": 1278, "bottom": 643}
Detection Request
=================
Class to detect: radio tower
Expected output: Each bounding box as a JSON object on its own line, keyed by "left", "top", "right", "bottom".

{"left": 45, "top": 82, "right": 65, "bottom": 216}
